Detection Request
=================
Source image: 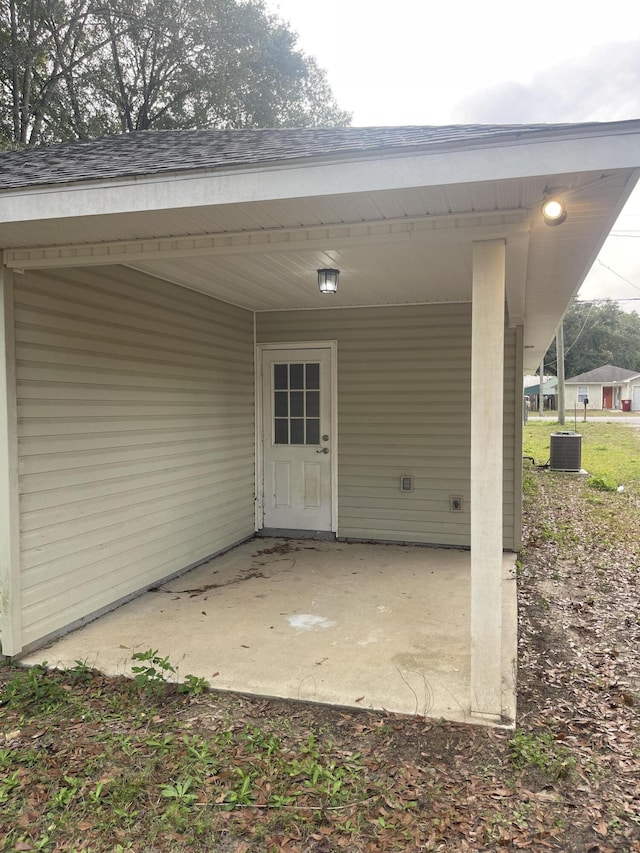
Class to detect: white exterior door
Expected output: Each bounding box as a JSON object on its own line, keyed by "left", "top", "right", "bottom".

{"left": 632, "top": 385, "right": 640, "bottom": 411}
{"left": 261, "top": 346, "right": 334, "bottom": 531}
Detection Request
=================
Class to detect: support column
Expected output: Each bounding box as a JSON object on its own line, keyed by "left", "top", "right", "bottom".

{"left": 470, "top": 240, "right": 505, "bottom": 721}
{"left": 556, "top": 324, "right": 566, "bottom": 424}
{"left": 0, "top": 257, "right": 21, "bottom": 656}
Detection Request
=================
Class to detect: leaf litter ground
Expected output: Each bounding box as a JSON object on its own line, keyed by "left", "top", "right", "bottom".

{"left": 1, "top": 467, "right": 639, "bottom": 852}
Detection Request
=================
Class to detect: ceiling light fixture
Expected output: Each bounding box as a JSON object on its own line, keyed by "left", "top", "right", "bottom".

{"left": 541, "top": 197, "right": 567, "bottom": 226}
{"left": 317, "top": 268, "right": 340, "bottom": 294}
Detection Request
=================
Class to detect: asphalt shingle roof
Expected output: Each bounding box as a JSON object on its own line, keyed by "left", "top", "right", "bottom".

{"left": 0, "top": 122, "right": 612, "bottom": 191}
{"left": 566, "top": 364, "right": 640, "bottom": 383}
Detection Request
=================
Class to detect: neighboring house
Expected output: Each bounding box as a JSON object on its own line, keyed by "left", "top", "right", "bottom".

{"left": 524, "top": 376, "right": 558, "bottom": 411}
{"left": 1, "top": 120, "right": 639, "bottom": 723}
{"left": 565, "top": 364, "right": 640, "bottom": 410}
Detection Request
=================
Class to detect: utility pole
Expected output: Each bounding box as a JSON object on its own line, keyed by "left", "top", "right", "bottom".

{"left": 556, "top": 323, "right": 565, "bottom": 425}
{"left": 539, "top": 358, "right": 544, "bottom": 416}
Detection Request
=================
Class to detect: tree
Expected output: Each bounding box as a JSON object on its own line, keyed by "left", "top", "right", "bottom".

{"left": 0, "top": 0, "right": 350, "bottom": 149}
{"left": 545, "top": 301, "right": 640, "bottom": 378}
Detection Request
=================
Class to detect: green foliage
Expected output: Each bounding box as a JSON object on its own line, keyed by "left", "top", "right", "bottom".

{"left": 129, "top": 649, "right": 210, "bottom": 698}
{"left": 509, "top": 729, "right": 576, "bottom": 780}
{"left": 0, "top": 770, "right": 20, "bottom": 803}
{"left": 130, "top": 649, "right": 176, "bottom": 693}
{"left": 545, "top": 300, "right": 640, "bottom": 377}
{"left": 538, "top": 520, "right": 580, "bottom": 552}
{"left": 522, "top": 464, "right": 538, "bottom": 497}
{"left": 0, "top": 0, "right": 350, "bottom": 149}
{"left": 178, "top": 673, "right": 210, "bottom": 696}
{"left": 160, "top": 778, "right": 198, "bottom": 804}
{"left": 49, "top": 776, "right": 82, "bottom": 809}
{"left": 66, "top": 659, "right": 96, "bottom": 684}
{"left": 0, "top": 663, "right": 71, "bottom": 713}
{"left": 224, "top": 767, "right": 257, "bottom": 808}
{"left": 586, "top": 475, "right": 617, "bottom": 492}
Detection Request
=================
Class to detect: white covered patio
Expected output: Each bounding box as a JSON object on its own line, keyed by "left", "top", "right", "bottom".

{"left": 2, "top": 122, "right": 640, "bottom": 727}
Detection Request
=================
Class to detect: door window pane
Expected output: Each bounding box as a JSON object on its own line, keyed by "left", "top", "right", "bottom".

{"left": 306, "top": 419, "right": 320, "bottom": 444}
{"left": 274, "top": 363, "right": 288, "bottom": 390}
{"left": 306, "top": 363, "right": 320, "bottom": 389}
{"left": 290, "top": 391, "right": 304, "bottom": 418}
{"left": 274, "top": 419, "right": 288, "bottom": 444}
{"left": 306, "top": 390, "right": 319, "bottom": 417}
{"left": 290, "top": 363, "right": 304, "bottom": 389}
{"left": 290, "top": 419, "right": 305, "bottom": 444}
{"left": 274, "top": 392, "right": 288, "bottom": 417}
{"left": 272, "top": 361, "right": 322, "bottom": 445}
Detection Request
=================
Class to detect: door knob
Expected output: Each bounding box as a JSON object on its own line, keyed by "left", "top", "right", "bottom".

{"left": 316, "top": 447, "right": 329, "bottom": 454}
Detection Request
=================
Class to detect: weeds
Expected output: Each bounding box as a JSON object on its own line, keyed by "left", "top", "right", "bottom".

{"left": 522, "top": 465, "right": 538, "bottom": 497}
{"left": 129, "top": 649, "right": 210, "bottom": 697}
{"left": 130, "top": 649, "right": 176, "bottom": 693}
{"left": 178, "top": 673, "right": 210, "bottom": 696}
{"left": 160, "top": 778, "right": 198, "bottom": 804}
{"left": 0, "top": 663, "right": 71, "bottom": 713}
{"left": 586, "top": 475, "right": 617, "bottom": 492}
{"left": 509, "top": 729, "right": 576, "bottom": 781}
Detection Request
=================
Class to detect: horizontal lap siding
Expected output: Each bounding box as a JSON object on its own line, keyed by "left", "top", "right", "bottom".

{"left": 503, "top": 328, "right": 517, "bottom": 550}
{"left": 15, "top": 266, "right": 254, "bottom": 649}
{"left": 257, "top": 305, "right": 517, "bottom": 549}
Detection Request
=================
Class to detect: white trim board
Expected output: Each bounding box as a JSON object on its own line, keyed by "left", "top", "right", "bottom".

{"left": 0, "top": 261, "right": 21, "bottom": 655}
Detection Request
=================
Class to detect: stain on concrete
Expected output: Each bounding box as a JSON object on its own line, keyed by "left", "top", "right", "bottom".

{"left": 288, "top": 614, "right": 336, "bottom": 631}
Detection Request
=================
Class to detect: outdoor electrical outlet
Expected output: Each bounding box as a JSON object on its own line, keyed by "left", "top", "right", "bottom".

{"left": 450, "top": 496, "right": 463, "bottom": 512}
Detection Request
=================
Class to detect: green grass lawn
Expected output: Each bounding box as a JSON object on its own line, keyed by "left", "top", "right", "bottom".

{"left": 523, "top": 420, "right": 640, "bottom": 487}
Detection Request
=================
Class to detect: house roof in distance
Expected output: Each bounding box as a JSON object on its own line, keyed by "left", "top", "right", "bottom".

{"left": 566, "top": 364, "right": 640, "bottom": 383}
{"left": 524, "top": 377, "right": 558, "bottom": 395}
{"left": 0, "top": 121, "right": 629, "bottom": 190}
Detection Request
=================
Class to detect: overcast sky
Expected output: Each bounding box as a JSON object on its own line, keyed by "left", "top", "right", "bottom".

{"left": 268, "top": 0, "right": 640, "bottom": 308}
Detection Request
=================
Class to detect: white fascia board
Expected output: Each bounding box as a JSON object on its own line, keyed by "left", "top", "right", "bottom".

{"left": 2, "top": 128, "right": 640, "bottom": 225}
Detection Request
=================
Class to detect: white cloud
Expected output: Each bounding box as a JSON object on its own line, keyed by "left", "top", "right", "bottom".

{"left": 452, "top": 40, "right": 640, "bottom": 123}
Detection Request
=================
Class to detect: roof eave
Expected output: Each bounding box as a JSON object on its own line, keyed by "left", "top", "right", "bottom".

{"left": 2, "top": 127, "right": 640, "bottom": 227}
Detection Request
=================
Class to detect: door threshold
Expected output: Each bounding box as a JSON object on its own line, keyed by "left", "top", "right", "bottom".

{"left": 257, "top": 528, "right": 337, "bottom": 541}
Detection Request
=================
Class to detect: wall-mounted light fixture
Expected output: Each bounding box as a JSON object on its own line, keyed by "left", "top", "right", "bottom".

{"left": 317, "top": 268, "right": 340, "bottom": 294}
{"left": 541, "top": 197, "right": 567, "bottom": 226}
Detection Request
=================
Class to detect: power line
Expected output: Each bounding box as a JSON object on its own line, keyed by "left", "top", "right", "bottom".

{"left": 595, "top": 259, "right": 640, "bottom": 292}
{"left": 545, "top": 301, "right": 596, "bottom": 368}
{"left": 578, "top": 297, "right": 640, "bottom": 302}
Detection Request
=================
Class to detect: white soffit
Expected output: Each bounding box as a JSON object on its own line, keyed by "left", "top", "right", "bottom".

{"left": 2, "top": 175, "right": 561, "bottom": 250}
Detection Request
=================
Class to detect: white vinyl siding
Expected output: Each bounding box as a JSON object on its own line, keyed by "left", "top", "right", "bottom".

{"left": 257, "top": 304, "right": 517, "bottom": 550}
{"left": 15, "top": 266, "right": 254, "bottom": 650}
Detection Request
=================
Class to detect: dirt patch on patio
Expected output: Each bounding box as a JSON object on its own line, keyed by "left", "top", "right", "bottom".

{"left": 149, "top": 540, "right": 316, "bottom": 596}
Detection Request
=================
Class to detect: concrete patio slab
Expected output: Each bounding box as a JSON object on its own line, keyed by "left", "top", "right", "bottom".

{"left": 21, "top": 538, "right": 517, "bottom": 725}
